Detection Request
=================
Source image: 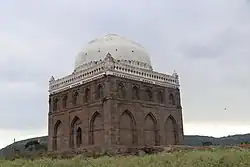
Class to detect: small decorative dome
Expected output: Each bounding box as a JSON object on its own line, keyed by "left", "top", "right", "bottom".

{"left": 75, "top": 34, "right": 152, "bottom": 69}
{"left": 49, "top": 76, "right": 55, "bottom": 82}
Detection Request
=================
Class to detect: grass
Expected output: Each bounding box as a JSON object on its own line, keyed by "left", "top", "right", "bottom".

{"left": 1, "top": 147, "right": 250, "bottom": 167}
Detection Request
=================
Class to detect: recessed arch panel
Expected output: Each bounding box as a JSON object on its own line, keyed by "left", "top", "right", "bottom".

{"left": 119, "top": 110, "right": 137, "bottom": 145}
{"left": 144, "top": 113, "right": 158, "bottom": 146}
{"left": 53, "top": 120, "right": 63, "bottom": 151}
{"left": 70, "top": 116, "right": 82, "bottom": 148}
{"left": 165, "top": 115, "right": 178, "bottom": 145}
{"left": 89, "top": 111, "right": 104, "bottom": 145}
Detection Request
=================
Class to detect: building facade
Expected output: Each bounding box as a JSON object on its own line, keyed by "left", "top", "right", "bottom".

{"left": 48, "top": 34, "right": 184, "bottom": 152}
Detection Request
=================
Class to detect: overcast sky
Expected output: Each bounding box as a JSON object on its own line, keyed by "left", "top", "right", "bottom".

{"left": 0, "top": 0, "right": 250, "bottom": 148}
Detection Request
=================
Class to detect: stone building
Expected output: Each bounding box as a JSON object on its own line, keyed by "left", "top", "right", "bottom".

{"left": 48, "top": 34, "right": 184, "bottom": 152}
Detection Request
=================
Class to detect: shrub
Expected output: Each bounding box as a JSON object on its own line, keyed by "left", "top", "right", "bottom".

{"left": 202, "top": 141, "right": 213, "bottom": 146}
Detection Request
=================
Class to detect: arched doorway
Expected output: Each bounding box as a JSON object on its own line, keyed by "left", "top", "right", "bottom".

{"left": 89, "top": 112, "right": 103, "bottom": 145}
{"left": 70, "top": 116, "right": 82, "bottom": 148}
{"left": 76, "top": 127, "right": 82, "bottom": 147}
{"left": 53, "top": 120, "right": 63, "bottom": 151}
{"left": 119, "top": 110, "right": 136, "bottom": 145}
{"left": 144, "top": 113, "right": 158, "bottom": 146}
{"left": 165, "top": 115, "right": 178, "bottom": 145}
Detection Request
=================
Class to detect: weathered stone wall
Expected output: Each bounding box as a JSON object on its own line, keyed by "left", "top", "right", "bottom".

{"left": 48, "top": 75, "right": 184, "bottom": 152}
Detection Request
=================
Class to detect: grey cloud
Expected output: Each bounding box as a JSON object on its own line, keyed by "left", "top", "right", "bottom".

{"left": 0, "top": 0, "right": 249, "bottom": 130}
{"left": 180, "top": 44, "right": 223, "bottom": 59}
{"left": 0, "top": 81, "right": 48, "bottom": 129}
{"left": 180, "top": 26, "right": 250, "bottom": 59}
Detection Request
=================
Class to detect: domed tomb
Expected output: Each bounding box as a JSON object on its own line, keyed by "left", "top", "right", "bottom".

{"left": 48, "top": 34, "right": 184, "bottom": 153}
{"left": 75, "top": 34, "right": 152, "bottom": 69}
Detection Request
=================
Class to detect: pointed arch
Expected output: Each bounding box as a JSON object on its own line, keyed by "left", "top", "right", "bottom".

{"left": 89, "top": 111, "right": 104, "bottom": 145}
{"left": 84, "top": 87, "right": 90, "bottom": 102}
{"left": 72, "top": 91, "right": 79, "bottom": 105}
{"left": 118, "top": 82, "right": 125, "bottom": 99}
{"left": 70, "top": 116, "right": 81, "bottom": 148}
{"left": 52, "top": 98, "right": 58, "bottom": 111}
{"left": 53, "top": 120, "right": 62, "bottom": 136}
{"left": 144, "top": 113, "right": 158, "bottom": 146}
{"left": 76, "top": 127, "right": 82, "bottom": 147}
{"left": 165, "top": 115, "right": 178, "bottom": 145}
{"left": 157, "top": 91, "right": 164, "bottom": 103}
{"left": 96, "top": 84, "right": 104, "bottom": 99}
{"left": 53, "top": 120, "right": 63, "bottom": 151}
{"left": 70, "top": 116, "right": 81, "bottom": 127}
{"left": 169, "top": 93, "right": 175, "bottom": 105}
{"left": 62, "top": 94, "right": 68, "bottom": 108}
{"left": 119, "top": 110, "right": 137, "bottom": 145}
{"left": 132, "top": 86, "right": 139, "bottom": 100}
{"left": 146, "top": 88, "right": 153, "bottom": 101}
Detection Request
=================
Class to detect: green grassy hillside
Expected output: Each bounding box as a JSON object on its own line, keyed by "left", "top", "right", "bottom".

{"left": 2, "top": 147, "right": 250, "bottom": 167}
{"left": 1, "top": 134, "right": 250, "bottom": 157}
{"left": 184, "top": 134, "right": 250, "bottom": 146}
{"left": 0, "top": 136, "right": 48, "bottom": 157}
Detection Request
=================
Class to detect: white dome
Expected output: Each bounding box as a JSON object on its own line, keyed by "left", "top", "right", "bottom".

{"left": 75, "top": 34, "right": 152, "bottom": 69}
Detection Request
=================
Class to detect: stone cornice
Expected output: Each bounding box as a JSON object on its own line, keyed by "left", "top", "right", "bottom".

{"left": 49, "top": 53, "right": 180, "bottom": 95}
